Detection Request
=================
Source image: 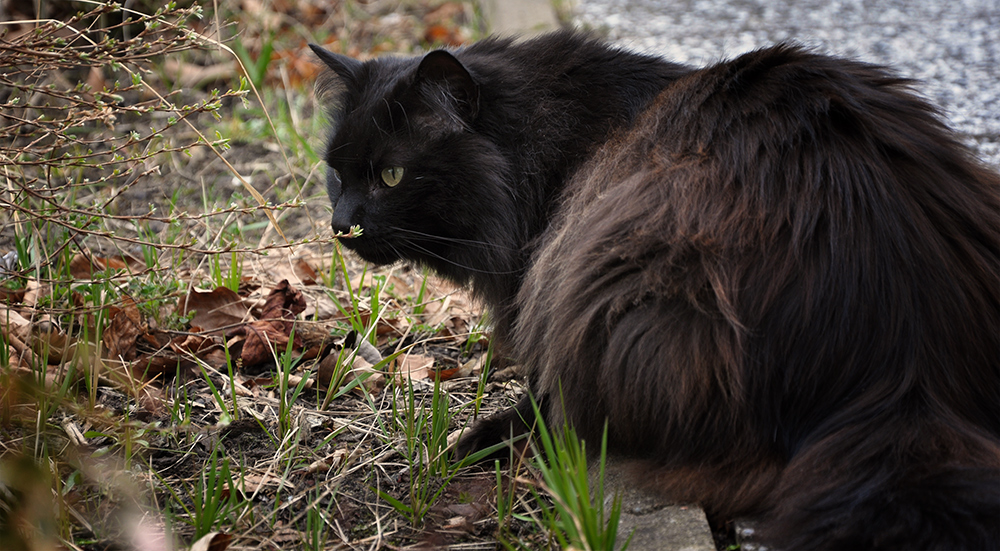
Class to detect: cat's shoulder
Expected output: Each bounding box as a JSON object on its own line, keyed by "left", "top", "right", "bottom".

{"left": 635, "top": 42, "right": 946, "bottom": 160}
{"left": 665, "top": 43, "right": 925, "bottom": 123}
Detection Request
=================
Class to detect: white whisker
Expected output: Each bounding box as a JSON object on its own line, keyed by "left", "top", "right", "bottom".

{"left": 396, "top": 239, "right": 521, "bottom": 276}
{"left": 389, "top": 225, "right": 518, "bottom": 252}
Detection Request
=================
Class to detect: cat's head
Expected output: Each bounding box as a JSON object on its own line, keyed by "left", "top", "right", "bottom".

{"left": 310, "top": 44, "right": 516, "bottom": 283}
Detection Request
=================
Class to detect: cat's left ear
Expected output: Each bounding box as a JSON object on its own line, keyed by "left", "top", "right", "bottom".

{"left": 415, "top": 50, "right": 479, "bottom": 121}
{"left": 309, "top": 44, "right": 362, "bottom": 90}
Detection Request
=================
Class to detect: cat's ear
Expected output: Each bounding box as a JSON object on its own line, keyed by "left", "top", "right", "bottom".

{"left": 415, "top": 50, "right": 479, "bottom": 121}
{"left": 309, "top": 44, "right": 362, "bottom": 89}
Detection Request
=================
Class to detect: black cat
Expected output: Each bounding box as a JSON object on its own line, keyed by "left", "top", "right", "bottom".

{"left": 311, "top": 31, "right": 1000, "bottom": 550}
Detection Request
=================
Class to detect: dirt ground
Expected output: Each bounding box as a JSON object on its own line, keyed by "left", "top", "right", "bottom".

{"left": 0, "top": 2, "right": 575, "bottom": 550}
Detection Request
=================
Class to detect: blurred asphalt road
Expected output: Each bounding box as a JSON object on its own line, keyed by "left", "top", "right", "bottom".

{"left": 575, "top": 0, "right": 1000, "bottom": 167}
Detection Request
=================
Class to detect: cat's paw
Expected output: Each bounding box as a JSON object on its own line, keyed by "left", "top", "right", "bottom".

{"left": 454, "top": 395, "right": 536, "bottom": 463}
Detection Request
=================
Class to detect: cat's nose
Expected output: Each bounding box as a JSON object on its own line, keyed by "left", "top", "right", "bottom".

{"left": 330, "top": 210, "right": 352, "bottom": 235}
{"left": 330, "top": 217, "right": 352, "bottom": 236}
{"left": 330, "top": 194, "right": 359, "bottom": 236}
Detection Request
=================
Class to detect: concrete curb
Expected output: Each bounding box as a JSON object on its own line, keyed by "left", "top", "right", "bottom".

{"left": 595, "top": 457, "right": 716, "bottom": 551}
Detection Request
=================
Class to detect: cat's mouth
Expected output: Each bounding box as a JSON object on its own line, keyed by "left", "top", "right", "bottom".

{"left": 335, "top": 233, "right": 402, "bottom": 266}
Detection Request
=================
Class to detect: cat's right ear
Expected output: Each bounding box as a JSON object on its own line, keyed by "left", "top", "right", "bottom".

{"left": 415, "top": 50, "right": 480, "bottom": 122}
{"left": 309, "top": 44, "right": 362, "bottom": 89}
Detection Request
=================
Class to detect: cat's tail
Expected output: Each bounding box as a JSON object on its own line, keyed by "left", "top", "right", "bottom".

{"left": 760, "top": 414, "right": 1000, "bottom": 550}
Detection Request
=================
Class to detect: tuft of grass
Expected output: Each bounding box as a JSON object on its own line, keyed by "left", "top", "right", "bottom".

{"left": 210, "top": 251, "right": 243, "bottom": 293}
{"left": 378, "top": 376, "right": 458, "bottom": 527}
{"left": 160, "top": 444, "right": 250, "bottom": 540}
{"left": 528, "top": 397, "right": 631, "bottom": 551}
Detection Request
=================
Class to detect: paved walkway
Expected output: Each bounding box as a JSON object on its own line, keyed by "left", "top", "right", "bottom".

{"left": 575, "top": 0, "right": 1000, "bottom": 168}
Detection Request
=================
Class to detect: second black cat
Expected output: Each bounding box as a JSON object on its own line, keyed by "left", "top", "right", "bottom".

{"left": 311, "top": 31, "right": 1000, "bottom": 550}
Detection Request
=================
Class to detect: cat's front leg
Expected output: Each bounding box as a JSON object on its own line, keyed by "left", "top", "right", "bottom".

{"left": 454, "top": 393, "right": 541, "bottom": 462}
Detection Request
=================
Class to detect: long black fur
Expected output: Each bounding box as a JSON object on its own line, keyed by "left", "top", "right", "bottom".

{"left": 312, "top": 31, "right": 1000, "bottom": 550}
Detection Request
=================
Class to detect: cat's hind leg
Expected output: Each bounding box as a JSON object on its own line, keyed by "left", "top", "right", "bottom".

{"left": 761, "top": 415, "right": 1000, "bottom": 550}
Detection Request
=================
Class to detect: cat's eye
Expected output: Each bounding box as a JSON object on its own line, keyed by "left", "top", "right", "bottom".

{"left": 381, "top": 166, "right": 405, "bottom": 187}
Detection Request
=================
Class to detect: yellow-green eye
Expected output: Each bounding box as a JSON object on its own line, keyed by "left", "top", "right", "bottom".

{"left": 380, "top": 166, "right": 404, "bottom": 187}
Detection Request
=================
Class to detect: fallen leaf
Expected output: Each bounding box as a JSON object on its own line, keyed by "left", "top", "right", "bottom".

{"left": 242, "top": 471, "right": 294, "bottom": 493}
{"left": 235, "top": 319, "right": 291, "bottom": 367}
{"left": 29, "top": 328, "right": 77, "bottom": 364}
{"left": 256, "top": 254, "right": 320, "bottom": 287}
{"left": 0, "top": 287, "right": 25, "bottom": 304}
{"left": 0, "top": 304, "right": 31, "bottom": 333}
{"left": 177, "top": 287, "right": 251, "bottom": 336}
{"left": 258, "top": 280, "right": 306, "bottom": 330}
{"left": 315, "top": 351, "right": 342, "bottom": 390}
{"left": 21, "top": 280, "right": 48, "bottom": 308}
{"left": 169, "top": 333, "right": 229, "bottom": 369}
{"left": 435, "top": 356, "right": 477, "bottom": 381}
{"left": 190, "top": 531, "right": 232, "bottom": 551}
{"left": 441, "top": 515, "right": 475, "bottom": 533}
{"left": 392, "top": 353, "right": 434, "bottom": 382}
{"left": 104, "top": 297, "right": 144, "bottom": 362}
{"left": 307, "top": 448, "right": 349, "bottom": 474}
{"left": 341, "top": 355, "right": 386, "bottom": 396}
{"left": 68, "top": 252, "right": 143, "bottom": 279}
{"left": 228, "top": 280, "right": 306, "bottom": 369}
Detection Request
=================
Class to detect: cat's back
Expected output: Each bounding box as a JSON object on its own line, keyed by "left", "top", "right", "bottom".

{"left": 562, "top": 42, "right": 1000, "bottom": 225}
{"left": 532, "top": 42, "right": 1000, "bottom": 305}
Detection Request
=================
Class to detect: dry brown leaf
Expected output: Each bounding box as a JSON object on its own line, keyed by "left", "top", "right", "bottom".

{"left": 19, "top": 281, "right": 59, "bottom": 333}
{"left": 0, "top": 304, "right": 31, "bottom": 333}
{"left": 190, "top": 531, "right": 232, "bottom": 551}
{"left": 443, "top": 501, "right": 489, "bottom": 519}
{"left": 228, "top": 280, "right": 306, "bottom": 369}
{"left": 306, "top": 448, "right": 349, "bottom": 474}
{"left": 104, "top": 297, "right": 144, "bottom": 362}
{"left": 342, "top": 355, "right": 386, "bottom": 396}
{"left": 29, "top": 330, "right": 76, "bottom": 364}
{"left": 258, "top": 280, "right": 306, "bottom": 326}
{"left": 133, "top": 330, "right": 229, "bottom": 379}
{"left": 435, "top": 356, "right": 477, "bottom": 382}
{"left": 441, "top": 515, "right": 475, "bottom": 533}
{"left": 0, "top": 308, "right": 42, "bottom": 368}
{"left": 67, "top": 252, "right": 143, "bottom": 279}
{"left": 167, "top": 333, "right": 229, "bottom": 369}
{"left": 21, "top": 280, "right": 49, "bottom": 308}
{"left": 177, "top": 287, "right": 251, "bottom": 336}
{"left": 242, "top": 471, "right": 294, "bottom": 493}
{"left": 233, "top": 320, "right": 290, "bottom": 367}
{"left": 0, "top": 286, "right": 26, "bottom": 304}
{"left": 392, "top": 353, "right": 435, "bottom": 382}
{"left": 315, "top": 351, "right": 338, "bottom": 390}
{"left": 256, "top": 254, "right": 320, "bottom": 287}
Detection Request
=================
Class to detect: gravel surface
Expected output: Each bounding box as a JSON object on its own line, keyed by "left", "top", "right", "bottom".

{"left": 574, "top": 0, "right": 1000, "bottom": 167}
